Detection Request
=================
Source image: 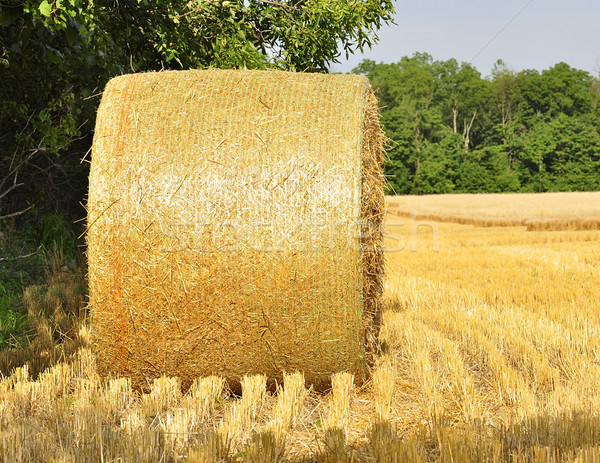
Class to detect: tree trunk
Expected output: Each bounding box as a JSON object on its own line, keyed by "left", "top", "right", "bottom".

{"left": 463, "top": 111, "right": 476, "bottom": 152}
{"left": 452, "top": 108, "right": 458, "bottom": 134}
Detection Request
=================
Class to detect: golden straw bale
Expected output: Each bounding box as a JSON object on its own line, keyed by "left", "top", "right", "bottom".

{"left": 87, "top": 69, "right": 385, "bottom": 392}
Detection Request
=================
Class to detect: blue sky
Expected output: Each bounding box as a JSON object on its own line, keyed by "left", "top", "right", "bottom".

{"left": 330, "top": 0, "right": 600, "bottom": 78}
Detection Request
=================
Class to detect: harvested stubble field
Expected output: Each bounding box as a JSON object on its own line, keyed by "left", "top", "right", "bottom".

{"left": 388, "top": 191, "right": 600, "bottom": 230}
{"left": 2, "top": 192, "right": 600, "bottom": 462}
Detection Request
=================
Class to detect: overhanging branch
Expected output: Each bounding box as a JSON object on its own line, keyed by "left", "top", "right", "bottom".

{"left": 0, "top": 245, "right": 41, "bottom": 263}
{"left": 0, "top": 205, "right": 33, "bottom": 221}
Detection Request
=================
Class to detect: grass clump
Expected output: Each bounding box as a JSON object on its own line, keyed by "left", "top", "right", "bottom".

{"left": 0, "top": 213, "right": 86, "bottom": 378}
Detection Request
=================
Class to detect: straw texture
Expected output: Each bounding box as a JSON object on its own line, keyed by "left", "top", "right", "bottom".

{"left": 87, "top": 69, "right": 385, "bottom": 392}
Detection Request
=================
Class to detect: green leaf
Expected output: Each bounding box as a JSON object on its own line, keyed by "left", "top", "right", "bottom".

{"left": 39, "top": 0, "right": 52, "bottom": 17}
{"left": 66, "top": 27, "right": 78, "bottom": 45}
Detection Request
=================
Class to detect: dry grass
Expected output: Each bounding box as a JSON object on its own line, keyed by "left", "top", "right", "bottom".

{"left": 2, "top": 192, "right": 600, "bottom": 461}
{"left": 0, "top": 247, "right": 87, "bottom": 378}
{"left": 388, "top": 192, "right": 600, "bottom": 230}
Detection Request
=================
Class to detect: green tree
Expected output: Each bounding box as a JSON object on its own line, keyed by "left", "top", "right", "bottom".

{"left": 357, "top": 56, "right": 600, "bottom": 195}
{"left": 456, "top": 145, "right": 521, "bottom": 193}
{"left": 354, "top": 54, "right": 447, "bottom": 194}
{"left": 0, "top": 0, "right": 395, "bottom": 219}
{"left": 433, "top": 58, "right": 489, "bottom": 151}
{"left": 414, "top": 131, "right": 462, "bottom": 193}
{"left": 538, "top": 63, "right": 595, "bottom": 118}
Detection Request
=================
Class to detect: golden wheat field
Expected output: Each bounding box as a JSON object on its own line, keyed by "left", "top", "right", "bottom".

{"left": 389, "top": 191, "right": 600, "bottom": 230}
{"left": 2, "top": 192, "right": 600, "bottom": 462}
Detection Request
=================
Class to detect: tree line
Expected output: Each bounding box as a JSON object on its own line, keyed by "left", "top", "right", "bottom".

{"left": 355, "top": 54, "right": 600, "bottom": 194}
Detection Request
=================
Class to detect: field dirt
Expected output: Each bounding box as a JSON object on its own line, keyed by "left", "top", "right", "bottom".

{"left": 1, "top": 193, "right": 600, "bottom": 462}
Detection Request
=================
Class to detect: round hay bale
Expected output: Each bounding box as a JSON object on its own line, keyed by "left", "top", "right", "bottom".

{"left": 87, "top": 69, "right": 385, "bottom": 392}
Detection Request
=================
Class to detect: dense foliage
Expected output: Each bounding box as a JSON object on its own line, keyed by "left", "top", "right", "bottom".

{"left": 355, "top": 54, "right": 600, "bottom": 194}
{"left": 0, "top": 0, "right": 395, "bottom": 219}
